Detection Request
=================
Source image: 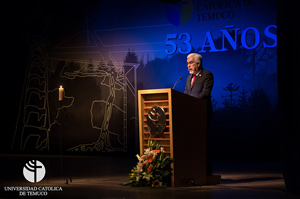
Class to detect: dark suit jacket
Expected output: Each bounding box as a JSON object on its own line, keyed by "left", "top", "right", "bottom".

{"left": 184, "top": 69, "right": 214, "bottom": 100}
{"left": 184, "top": 68, "right": 214, "bottom": 120}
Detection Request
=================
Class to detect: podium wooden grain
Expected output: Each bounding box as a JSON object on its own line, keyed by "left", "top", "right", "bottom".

{"left": 138, "top": 88, "right": 208, "bottom": 187}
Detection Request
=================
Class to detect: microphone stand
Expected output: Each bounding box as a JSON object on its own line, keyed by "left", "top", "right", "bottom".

{"left": 172, "top": 77, "right": 182, "bottom": 89}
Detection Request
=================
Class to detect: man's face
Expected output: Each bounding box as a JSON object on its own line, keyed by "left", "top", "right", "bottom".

{"left": 187, "top": 56, "right": 200, "bottom": 75}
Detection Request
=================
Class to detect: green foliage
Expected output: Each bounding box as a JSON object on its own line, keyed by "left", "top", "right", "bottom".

{"left": 122, "top": 141, "right": 173, "bottom": 188}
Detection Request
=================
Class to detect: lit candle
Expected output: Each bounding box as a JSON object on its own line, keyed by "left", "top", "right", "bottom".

{"left": 59, "top": 85, "right": 64, "bottom": 101}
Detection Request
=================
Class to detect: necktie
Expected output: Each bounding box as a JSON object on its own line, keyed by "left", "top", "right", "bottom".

{"left": 191, "top": 75, "right": 196, "bottom": 88}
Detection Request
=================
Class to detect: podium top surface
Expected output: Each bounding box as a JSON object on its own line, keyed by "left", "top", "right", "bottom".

{"left": 138, "top": 88, "right": 205, "bottom": 105}
{"left": 138, "top": 88, "right": 172, "bottom": 94}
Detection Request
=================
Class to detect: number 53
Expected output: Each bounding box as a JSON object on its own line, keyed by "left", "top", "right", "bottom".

{"left": 165, "top": 33, "right": 192, "bottom": 55}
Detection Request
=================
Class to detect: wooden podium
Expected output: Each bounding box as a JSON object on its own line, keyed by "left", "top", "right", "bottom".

{"left": 138, "top": 88, "right": 215, "bottom": 187}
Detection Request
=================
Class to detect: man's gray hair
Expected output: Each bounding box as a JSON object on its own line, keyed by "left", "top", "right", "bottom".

{"left": 187, "top": 53, "right": 202, "bottom": 66}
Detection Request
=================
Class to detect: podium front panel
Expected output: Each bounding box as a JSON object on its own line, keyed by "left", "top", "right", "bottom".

{"left": 138, "top": 89, "right": 173, "bottom": 157}
{"left": 138, "top": 88, "right": 207, "bottom": 187}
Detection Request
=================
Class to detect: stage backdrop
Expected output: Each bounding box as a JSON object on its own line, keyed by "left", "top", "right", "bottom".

{"left": 2, "top": 0, "right": 277, "bottom": 158}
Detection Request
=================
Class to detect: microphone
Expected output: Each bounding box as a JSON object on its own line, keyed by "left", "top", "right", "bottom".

{"left": 172, "top": 77, "right": 182, "bottom": 89}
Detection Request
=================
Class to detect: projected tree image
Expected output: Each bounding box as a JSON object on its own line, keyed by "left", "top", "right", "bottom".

{"left": 65, "top": 62, "right": 126, "bottom": 152}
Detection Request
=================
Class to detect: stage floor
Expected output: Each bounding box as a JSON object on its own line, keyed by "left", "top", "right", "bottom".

{"left": 0, "top": 156, "right": 299, "bottom": 199}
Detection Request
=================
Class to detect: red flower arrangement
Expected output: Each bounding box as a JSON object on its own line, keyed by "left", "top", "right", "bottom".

{"left": 122, "top": 140, "right": 173, "bottom": 188}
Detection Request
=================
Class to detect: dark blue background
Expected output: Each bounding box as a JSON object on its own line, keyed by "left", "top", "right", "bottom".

{"left": 1, "top": 0, "right": 278, "bottom": 160}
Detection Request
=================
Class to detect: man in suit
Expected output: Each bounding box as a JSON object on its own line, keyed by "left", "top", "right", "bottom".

{"left": 184, "top": 53, "right": 214, "bottom": 175}
{"left": 184, "top": 53, "right": 214, "bottom": 113}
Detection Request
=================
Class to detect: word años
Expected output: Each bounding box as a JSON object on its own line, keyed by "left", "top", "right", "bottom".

{"left": 165, "top": 25, "right": 276, "bottom": 55}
